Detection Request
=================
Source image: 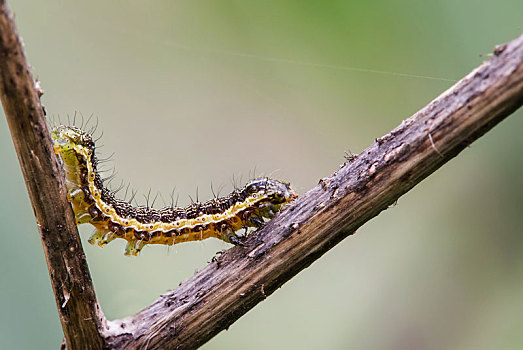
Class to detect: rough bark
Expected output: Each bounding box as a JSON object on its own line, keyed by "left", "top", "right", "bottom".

{"left": 105, "top": 36, "right": 523, "bottom": 349}
{"left": 0, "top": 2, "right": 107, "bottom": 349}
{"left": 1, "top": 0, "right": 521, "bottom": 347}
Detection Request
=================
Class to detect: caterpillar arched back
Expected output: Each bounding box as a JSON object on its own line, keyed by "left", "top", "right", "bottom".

{"left": 51, "top": 125, "right": 297, "bottom": 256}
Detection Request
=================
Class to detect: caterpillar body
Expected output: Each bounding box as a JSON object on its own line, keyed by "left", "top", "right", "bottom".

{"left": 51, "top": 125, "right": 297, "bottom": 256}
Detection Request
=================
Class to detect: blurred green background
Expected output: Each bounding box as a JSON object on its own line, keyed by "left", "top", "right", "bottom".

{"left": 1, "top": 1, "right": 522, "bottom": 349}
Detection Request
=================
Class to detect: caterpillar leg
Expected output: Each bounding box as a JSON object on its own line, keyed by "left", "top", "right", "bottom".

{"left": 88, "top": 227, "right": 118, "bottom": 246}
{"left": 265, "top": 208, "right": 276, "bottom": 219}
{"left": 228, "top": 235, "right": 245, "bottom": 246}
{"left": 88, "top": 228, "right": 108, "bottom": 245}
{"left": 257, "top": 203, "right": 280, "bottom": 219}
{"left": 222, "top": 229, "right": 245, "bottom": 247}
{"left": 98, "top": 232, "right": 117, "bottom": 247}
{"left": 75, "top": 211, "right": 92, "bottom": 225}
{"left": 124, "top": 240, "right": 146, "bottom": 256}
{"left": 68, "top": 188, "right": 85, "bottom": 203}
{"left": 249, "top": 216, "right": 264, "bottom": 228}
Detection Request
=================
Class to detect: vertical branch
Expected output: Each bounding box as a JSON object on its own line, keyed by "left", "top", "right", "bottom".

{"left": 0, "top": 1, "right": 106, "bottom": 349}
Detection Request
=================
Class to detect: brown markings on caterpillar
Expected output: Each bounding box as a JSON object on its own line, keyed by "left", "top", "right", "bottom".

{"left": 51, "top": 125, "right": 297, "bottom": 256}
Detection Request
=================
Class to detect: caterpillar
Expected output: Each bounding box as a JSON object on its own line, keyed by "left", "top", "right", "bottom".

{"left": 51, "top": 125, "right": 297, "bottom": 256}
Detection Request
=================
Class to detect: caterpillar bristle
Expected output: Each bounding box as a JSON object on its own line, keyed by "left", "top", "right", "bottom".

{"left": 51, "top": 125, "right": 298, "bottom": 256}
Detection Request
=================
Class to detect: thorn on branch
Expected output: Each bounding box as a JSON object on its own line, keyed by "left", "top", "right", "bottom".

{"left": 428, "top": 133, "right": 444, "bottom": 158}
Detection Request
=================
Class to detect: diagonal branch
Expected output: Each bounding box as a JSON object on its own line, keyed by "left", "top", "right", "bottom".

{"left": 0, "top": 2, "right": 107, "bottom": 349}
{"left": 1, "top": 0, "right": 522, "bottom": 346}
{"left": 105, "top": 36, "right": 523, "bottom": 349}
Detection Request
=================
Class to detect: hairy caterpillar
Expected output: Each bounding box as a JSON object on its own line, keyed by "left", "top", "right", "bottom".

{"left": 51, "top": 125, "right": 297, "bottom": 256}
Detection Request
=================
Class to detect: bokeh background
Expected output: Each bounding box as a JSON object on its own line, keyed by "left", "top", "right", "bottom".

{"left": 1, "top": 1, "right": 522, "bottom": 349}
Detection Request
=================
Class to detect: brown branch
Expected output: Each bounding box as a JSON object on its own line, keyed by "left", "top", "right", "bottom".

{"left": 1, "top": 0, "right": 522, "bottom": 346}
{"left": 104, "top": 36, "right": 523, "bottom": 349}
{"left": 0, "top": 2, "right": 107, "bottom": 349}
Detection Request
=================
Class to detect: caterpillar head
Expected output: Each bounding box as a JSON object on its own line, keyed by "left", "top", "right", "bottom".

{"left": 52, "top": 125, "right": 95, "bottom": 155}
{"left": 247, "top": 178, "right": 298, "bottom": 206}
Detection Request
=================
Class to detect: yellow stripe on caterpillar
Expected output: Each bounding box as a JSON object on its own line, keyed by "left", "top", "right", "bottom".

{"left": 51, "top": 125, "right": 297, "bottom": 256}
